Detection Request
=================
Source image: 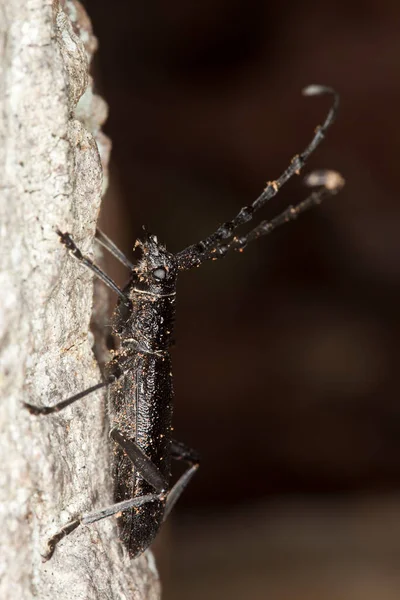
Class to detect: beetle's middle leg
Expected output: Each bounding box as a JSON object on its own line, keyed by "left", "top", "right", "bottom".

{"left": 23, "top": 352, "right": 132, "bottom": 416}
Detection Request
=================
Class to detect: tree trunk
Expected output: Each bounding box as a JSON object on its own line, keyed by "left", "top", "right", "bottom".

{"left": 0, "top": 1, "right": 160, "bottom": 597}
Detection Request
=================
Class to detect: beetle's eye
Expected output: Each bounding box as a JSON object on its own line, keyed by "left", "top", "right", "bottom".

{"left": 152, "top": 267, "right": 166, "bottom": 281}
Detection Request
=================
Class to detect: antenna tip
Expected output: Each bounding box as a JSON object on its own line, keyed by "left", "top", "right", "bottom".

{"left": 302, "top": 84, "right": 334, "bottom": 97}
{"left": 304, "top": 169, "right": 345, "bottom": 191}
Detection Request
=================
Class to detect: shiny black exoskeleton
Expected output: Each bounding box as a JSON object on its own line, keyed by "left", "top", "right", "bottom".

{"left": 24, "top": 85, "right": 343, "bottom": 559}
{"left": 109, "top": 235, "right": 180, "bottom": 556}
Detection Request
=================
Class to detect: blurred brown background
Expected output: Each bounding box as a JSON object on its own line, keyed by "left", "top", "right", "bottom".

{"left": 82, "top": 1, "right": 400, "bottom": 598}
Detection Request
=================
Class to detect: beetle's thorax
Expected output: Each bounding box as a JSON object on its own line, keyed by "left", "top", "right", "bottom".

{"left": 114, "top": 233, "right": 178, "bottom": 353}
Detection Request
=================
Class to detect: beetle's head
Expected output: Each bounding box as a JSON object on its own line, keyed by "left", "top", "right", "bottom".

{"left": 132, "top": 232, "right": 178, "bottom": 296}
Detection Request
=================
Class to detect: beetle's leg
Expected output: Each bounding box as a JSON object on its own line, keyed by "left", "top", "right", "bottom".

{"left": 42, "top": 437, "right": 199, "bottom": 560}
{"left": 109, "top": 434, "right": 200, "bottom": 519}
{"left": 43, "top": 492, "right": 164, "bottom": 561}
{"left": 108, "top": 433, "right": 199, "bottom": 520}
{"left": 95, "top": 228, "right": 134, "bottom": 270}
{"left": 57, "top": 229, "right": 131, "bottom": 305}
{"left": 110, "top": 428, "right": 168, "bottom": 493}
{"left": 177, "top": 85, "right": 339, "bottom": 270}
{"left": 42, "top": 427, "right": 168, "bottom": 561}
{"left": 170, "top": 439, "right": 201, "bottom": 465}
{"left": 23, "top": 351, "right": 130, "bottom": 415}
{"left": 163, "top": 439, "right": 200, "bottom": 520}
{"left": 23, "top": 380, "right": 111, "bottom": 415}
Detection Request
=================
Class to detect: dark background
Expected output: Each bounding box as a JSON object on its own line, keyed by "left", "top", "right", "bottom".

{"left": 83, "top": 1, "right": 400, "bottom": 598}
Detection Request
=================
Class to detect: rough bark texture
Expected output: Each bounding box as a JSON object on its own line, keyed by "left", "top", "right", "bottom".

{"left": 0, "top": 1, "right": 160, "bottom": 598}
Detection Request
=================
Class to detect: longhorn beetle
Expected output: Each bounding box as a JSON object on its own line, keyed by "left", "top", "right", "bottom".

{"left": 24, "top": 85, "right": 343, "bottom": 560}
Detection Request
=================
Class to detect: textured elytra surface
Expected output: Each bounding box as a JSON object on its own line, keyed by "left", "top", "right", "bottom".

{"left": 0, "top": 1, "right": 160, "bottom": 598}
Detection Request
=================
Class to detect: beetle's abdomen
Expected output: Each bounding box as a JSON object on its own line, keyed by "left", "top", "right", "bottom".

{"left": 112, "top": 353, "right": 173, "bottom": 556}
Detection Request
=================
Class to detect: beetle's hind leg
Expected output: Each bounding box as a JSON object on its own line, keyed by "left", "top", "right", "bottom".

{"left": 163, "top": 439, "right": 200, "bottom": 520}
{"left": 40, "top": 435, "right": 199, "bottom": 560}
{"left": 43, "top": 492, "right": 164, "bottom": 561}
{"left": 110, "top": 428, "right": 168, "bottom": 493}
{"left": 42, "top": 429, "right": 169, "bottom": 561}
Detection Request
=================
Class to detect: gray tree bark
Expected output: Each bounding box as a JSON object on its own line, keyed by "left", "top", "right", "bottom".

{"left": 0, "top": 1, "right": 161, "bottom": 598}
